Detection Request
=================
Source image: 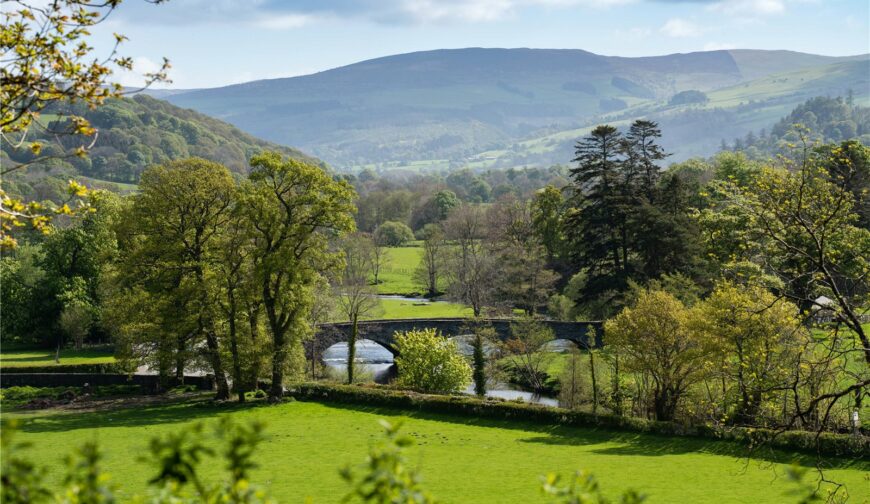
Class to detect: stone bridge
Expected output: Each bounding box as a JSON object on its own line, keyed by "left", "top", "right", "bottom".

{"left": 307, "top": 318, "right": 602, "bottom": 360}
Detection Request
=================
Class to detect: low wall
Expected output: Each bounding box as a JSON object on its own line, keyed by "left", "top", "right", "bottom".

{"left": 0, "top": 373, "right": 214, "bottom": 392}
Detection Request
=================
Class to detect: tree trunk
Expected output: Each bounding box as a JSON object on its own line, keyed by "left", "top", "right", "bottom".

{"left": 227, "top": 289, "right": 245, "bottom": 403}
{"left": 347, "top": 314, "right": 358, "bottom": 384}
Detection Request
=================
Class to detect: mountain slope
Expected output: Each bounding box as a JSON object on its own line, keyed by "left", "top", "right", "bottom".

{"left": 163, "top": 48, "right": 869, "bottom": 167}
{"left": 1, "top": 95, "right": 322, "bottom": 202}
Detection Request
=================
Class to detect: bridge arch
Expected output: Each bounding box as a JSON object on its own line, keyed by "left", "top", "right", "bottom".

{"left": 306, "top": 318, "right": 602, "bottom": 361}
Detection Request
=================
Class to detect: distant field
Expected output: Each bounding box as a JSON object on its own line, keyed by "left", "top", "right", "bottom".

{"left": 5, "top": 400, "right": 866, "bottom": 503}
{"left": 377, "top": 298, "right": 472, "bottom": 319}
{"left": 377, "top": 245, "right": 424, "bottom": 295}
{"left": 0, "top": 347, "right": 116, "bottom": 367}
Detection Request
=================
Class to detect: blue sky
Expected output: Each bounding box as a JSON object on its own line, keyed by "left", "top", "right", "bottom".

{"left": 97, "top": 0, "right": 870, "bottom": 89}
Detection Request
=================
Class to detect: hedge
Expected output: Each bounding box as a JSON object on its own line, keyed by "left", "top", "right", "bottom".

{"left": 286, "top": 383, "right": 868, "bottom": 458}
{"left": 0, "top": 362, "right": 126, "bottom": 374}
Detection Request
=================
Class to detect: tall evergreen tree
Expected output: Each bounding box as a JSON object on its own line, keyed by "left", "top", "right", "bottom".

{"left": 565, "top": 125, "right": 630, "bottom": 305}
{"left": 624, "top": 120, "right": 668, "bottom": 202}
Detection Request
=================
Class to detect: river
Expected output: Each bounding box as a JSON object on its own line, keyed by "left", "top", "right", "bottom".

{"left": 321, "top": 339, "right": 559, "bottom": 407}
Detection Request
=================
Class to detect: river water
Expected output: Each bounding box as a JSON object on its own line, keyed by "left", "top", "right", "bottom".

{"left": 321, "top": 339, "right": 559, "bottom": 407}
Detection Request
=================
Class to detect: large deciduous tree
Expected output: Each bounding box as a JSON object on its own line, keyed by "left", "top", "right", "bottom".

{"left": 242, "top": 152, "right": 355, "bottom": 401}
{"left": 604, "top": 289, "right": 710, "bottom": 421}
{"left": 118, "top": 158, "right": 235, "bottom": 398}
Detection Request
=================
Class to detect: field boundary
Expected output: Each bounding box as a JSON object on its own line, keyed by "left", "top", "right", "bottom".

{"left": 286, "top": 382, "right": 869, "bottom": 458}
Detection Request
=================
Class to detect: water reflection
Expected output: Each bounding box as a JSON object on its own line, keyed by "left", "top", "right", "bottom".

{"left": 322, "top": 339, "right": 559, "bottom": 407}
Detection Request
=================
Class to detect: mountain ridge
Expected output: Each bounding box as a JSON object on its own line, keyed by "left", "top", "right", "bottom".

{"left": 161, "top": 47, "right": 869, "bottom": 168}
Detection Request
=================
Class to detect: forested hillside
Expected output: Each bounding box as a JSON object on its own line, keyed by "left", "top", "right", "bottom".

{"left": 1, "top": 94, "right": 321, "bottom": 202}
{"left": 723, "top": 95, "right": 870, "bottom": 155}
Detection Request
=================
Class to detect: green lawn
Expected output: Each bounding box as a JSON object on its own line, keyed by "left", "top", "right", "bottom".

{"left": 0, "top": 347, "right": 116, "bottom": 367}
{"left": 378, "top": 298, "right": 473, "bottom": 319}
{"left": 5, "top": 400, "right": 866, "bottom": 503}
{"left": 377, "top": 246, "right": 424, "bottom": 295}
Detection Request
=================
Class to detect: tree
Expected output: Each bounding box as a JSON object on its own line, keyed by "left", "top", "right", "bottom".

{"left": 242, "top": 152, "right": 355, "bottom": 401}
{"left": 487, "top": 196, "right": 558, "bottom": 315}
{"left": 738, "top": 139, "right": 870, "bottom": 369}
{"left": 564, "top": 125, "right": 630, "bottom": 312}
{"left": 624, "top": 120, "right": 667, "bottom": 202}
{"left": 413, "top": 224, "right": 445, "bottom": 297}
{"left": 121, "top": 158, "right": 236, "bottom": 399}
{"left": 530, "top": 185, "right": 565, "bottom": 262}
{"left": 374, "top": 221, "right": 414, "bottom": 247}
{"left": 604, "top": 289, "right": 710, "bottom": 421}
{"left": 470, "top": 323, "right": 496, "bottom": 397}
{"left": 692, "top": 282, "right": 806, "bottom": 425}
{"left": 335, "top": 233, "right": 382, "bottom": 384}
{"left": 502, "top": 317, "right": 555, "bottom": 393}
{"left": 394, "top": 328, "right": 471, "bottom": 394}
{"left": 443, "top": 205, "right": 495, "bottom": 316}
{"left": 1, "top": 0, "right": 169, "bottom": 247}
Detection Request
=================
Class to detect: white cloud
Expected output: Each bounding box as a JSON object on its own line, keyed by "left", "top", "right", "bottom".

{"left": 660, "top": 18, "right": 705, "bottom": 37}
{"left": 709, "top": 0, "right": 786, "bottom": 17}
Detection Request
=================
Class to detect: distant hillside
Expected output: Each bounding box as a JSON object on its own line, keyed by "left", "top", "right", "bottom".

{"left": 1, "top": 94, "right": 321, "bottom": 203}
{"left": 724, "top": 96, "right": 870, "bottom": 155}
{"left": 162, "top": 48, "right": 869, "bottom": 168}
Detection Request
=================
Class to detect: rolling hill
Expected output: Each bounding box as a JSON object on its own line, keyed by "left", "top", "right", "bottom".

{"left": 1, "top": 95, "right": 322, "bottom": 203}
{"left": 162, "top": 48, "right": 869, "bottom": 168}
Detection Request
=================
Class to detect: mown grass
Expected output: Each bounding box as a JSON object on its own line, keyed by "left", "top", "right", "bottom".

{"left": 4, "top": 400, "right": 867, "bottom": 503}
{"left": 378, "top": 298, "right": 473, "bottom": 319}
{"left": 0, "top": 346, "right": 116, "bottom": 367}
{"left": 376, "top": 246, "right": 424, "bottom": 295}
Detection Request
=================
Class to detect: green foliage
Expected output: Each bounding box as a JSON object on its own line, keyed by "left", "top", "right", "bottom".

{"left": 341, "top": 420, "right": 435, "bottom": 504}
{"left": 1, "top": 419, "right": 51, "bottom": 503}
{"left": 604, "top": 290, "right": 710, "bottom": 421}
{"left": 394, "top": 328, "right": 472, "bottom": 394}
{"left": 374, "top": 221, "right": 415, "bottom": 247}
{"left": 541, "top": 470, "right": 645, "bottom": 504}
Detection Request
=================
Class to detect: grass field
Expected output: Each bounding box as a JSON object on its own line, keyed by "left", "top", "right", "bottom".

{"left": 377, "top": 246, "right": 424, "bottom": 295}
{"left": 0, "top": 347, "right": 116, "bottom": 367}
{"left": 5, "top": 399, "right": 867, "bottom": 503}
{"left": 377, "top": 298, "right": 473, "bottom": 319}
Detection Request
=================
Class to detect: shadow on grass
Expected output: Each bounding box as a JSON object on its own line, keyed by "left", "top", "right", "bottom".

{"left": 15, "top": 396, "right": 271, "bottom": 433}
{"left": 13, "top": 396, "right": 869, "bottom": 473}
{"left": 309, "top": 401, "right": 870, "bottom": 471}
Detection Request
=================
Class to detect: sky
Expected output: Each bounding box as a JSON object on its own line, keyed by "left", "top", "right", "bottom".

{"left": 95, "top": 0, "right": 870, "bottom": 89}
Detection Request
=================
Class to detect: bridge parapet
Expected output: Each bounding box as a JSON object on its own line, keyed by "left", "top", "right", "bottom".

{"left": 307, "top": 318, "right": 602, "bottom": 359}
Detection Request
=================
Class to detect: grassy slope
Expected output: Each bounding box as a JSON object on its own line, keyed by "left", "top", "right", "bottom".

{"left": 6, "top": 400, "right": 867, "bottom": 503}
{"left": 0, "top": 347, "right": 115, "bottom": 367}
{"left": 377, "top": 246, "right": 424, "bottom": 295}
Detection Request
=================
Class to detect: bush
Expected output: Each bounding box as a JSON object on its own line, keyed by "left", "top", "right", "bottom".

{"left": 286, "top": 383, "right": 868, "bottom": 458}
{"left": 394, "top": 328, "right": 471, "bottom": 394}
{"left": 374, "top": 221, "right": 415, "bottom": 247}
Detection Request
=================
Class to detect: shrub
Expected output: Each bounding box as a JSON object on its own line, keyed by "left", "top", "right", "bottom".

{"left": 394, "top": 328, "right": 472, "bottom": 394}
{"left": 286, "top": 383, "right": 868, "bottom": 458}
{"left": 374, "top": 221, "right": 415, "bottom": 247}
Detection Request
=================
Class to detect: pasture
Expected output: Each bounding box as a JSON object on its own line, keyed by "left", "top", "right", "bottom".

{"left": 5, "top": 399, "right": 867, "bottom": 503}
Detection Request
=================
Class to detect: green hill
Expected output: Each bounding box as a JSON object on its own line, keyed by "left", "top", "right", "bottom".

{"left": 2, "top": 94, "right": 321, "bottom": 202}
{"left": 161, "top": 48, "right": 868, "bottom": 167}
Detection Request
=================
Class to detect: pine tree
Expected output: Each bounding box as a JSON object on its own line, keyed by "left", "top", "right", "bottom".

{"left": 472, "top": 332, "right": 487, "bottom": 396}
{"left": 565, "top": 125, "right": 629, "bottom": 302}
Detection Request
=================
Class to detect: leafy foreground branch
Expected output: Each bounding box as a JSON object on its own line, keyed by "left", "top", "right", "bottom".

{"left": 0, "top": 416, "right": 847, "bottom": 503}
